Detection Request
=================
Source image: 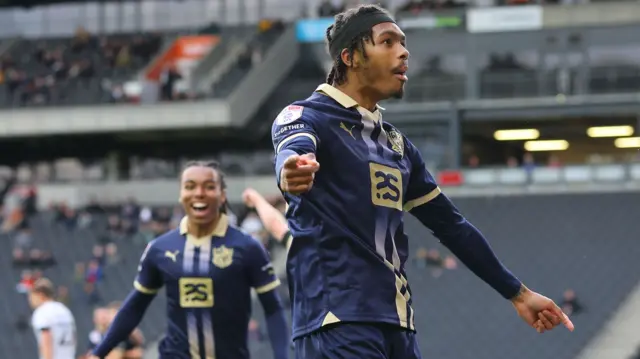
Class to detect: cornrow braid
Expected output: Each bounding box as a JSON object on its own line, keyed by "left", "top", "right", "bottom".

{"left": 182, "top": 160, "right": 229, "bottom": 214}
{"left": 325, "top": 4, "right": 389, "bottom": 86}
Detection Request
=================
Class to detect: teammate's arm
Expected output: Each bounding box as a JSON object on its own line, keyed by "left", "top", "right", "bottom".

{"left": 272, "top": 106, "right": 320, "bottom": 194}
{"left": 242, "top": 188, "right": 291, "bottom": 249}
{"left": 39, "top": 329, "right": 54, "bottom": 359}
{"left": 246, "top": 239, "right": 289, "bottom": 359}
{"left": 91, "top": 242, "right": 162, "bottom": 358}
{"left": 403, "top": 142, "right": 522, "bottom": 299}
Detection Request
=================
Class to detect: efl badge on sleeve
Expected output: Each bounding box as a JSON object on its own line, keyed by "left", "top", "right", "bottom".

{"left": 276, "top": 105, "right": 304, "bottom": 125}
{"left": 212, "top": 245, "right": 234, "bottom": 269}
{"left": 388, "top": 130, "right": 404, "bottom": 157}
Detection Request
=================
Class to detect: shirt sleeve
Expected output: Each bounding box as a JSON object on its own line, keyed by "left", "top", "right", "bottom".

{"left": 272, "top": 105, "right": 320, "bottom": 189}
{"left": 271, "top": 104, "right": 319, "bottom": 156}
{"left": 32, "top": 310, "right": 51, "bottom": 331}
{"left": 403, "top": 139, "right": 442, "bottom": 212}
{"left": 133, "top": 241, "right": 163, "bottom": 294}
{"left": 245, "top": 238, "right": 281, "bottom": 294}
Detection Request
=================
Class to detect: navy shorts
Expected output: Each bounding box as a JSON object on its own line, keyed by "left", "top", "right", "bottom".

{"left": 294, "top": 322, "right": 422, "bottom": 359}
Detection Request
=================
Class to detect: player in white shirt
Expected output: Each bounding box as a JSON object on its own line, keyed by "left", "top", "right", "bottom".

{"left": 29, "top": 278, "right": 77, "bottom": 359}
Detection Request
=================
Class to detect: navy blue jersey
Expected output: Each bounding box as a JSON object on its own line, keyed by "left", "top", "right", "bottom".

{"left": 272, "top": 84, "right": 442, "bottom": 339}
{"left": 134, "top": 214, "right": 281, "bottom": 359}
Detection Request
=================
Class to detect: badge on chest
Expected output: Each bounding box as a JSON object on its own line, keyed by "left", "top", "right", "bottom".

{"left": 212, "top": 245, "right": 234, "bottom": 269}
{"left": 388, "top": 129, "right": 404, "bottom": 157}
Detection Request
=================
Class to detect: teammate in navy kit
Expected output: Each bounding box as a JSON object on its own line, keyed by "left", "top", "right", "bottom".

{"left": 271, "top": 4, "right": 574, "bottom": 359}
{"left": 90, "top": 161, "right": 289, "bottom": 359}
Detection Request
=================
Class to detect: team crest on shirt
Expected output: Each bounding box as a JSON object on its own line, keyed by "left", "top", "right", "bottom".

{"left": 388, "top": 130, "right": 404, "bottom": 157}
{"left": 212, "top": 245, "right": 234, "bottom": 269}
{"left": 275, "top": 105, "right": 304, "bottom": 125}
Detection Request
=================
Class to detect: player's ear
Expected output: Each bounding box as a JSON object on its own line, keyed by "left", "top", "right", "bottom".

{"left": 340, "top": 48, "right": 352, "bottom": 67}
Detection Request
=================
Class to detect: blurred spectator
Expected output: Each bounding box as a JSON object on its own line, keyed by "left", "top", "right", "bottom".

{"left": 241, "top": 211, "right": 265, "bottom": 238}
{"left": 84, "top": 259, "right": 103, "bottom": 304}
{"left": 16, "top": 270, "right": 38, "bottom": 294}
{"left": 248, "top": 319, "right": 264, "bottom": 342}
{"left": 468, "top": 154, "right": 480, "bottom": 167}
{"left": 120, "top": 197, "right": 140, "bottom": 236}
{"left": 413, "top": 248, "right": 457, "bottom": 277}
{"left": 561, "top": 289, "right": 585, "bottom": 316}
{"left": 414, "top": 247, "right": 429, "bottom": 269}
{"left": 13, "top": 228, "right": 33, "bottom": 251}
{"left": 87, "top": 307, "right": 111, "bottom": 357}
{"left": 548, "top": 154, "right": 562, "bottom": 167}
{"left": 57, "top": 285, "right": 70, "bottom": 307}
{"left": 522, "top": 152, "right": 535, "bottom": 173}
{"left": 160, "top": 65, "right": 181, "bottom": 101}
{"left": 3, "top": 26, "right": 163, "bottom": 108}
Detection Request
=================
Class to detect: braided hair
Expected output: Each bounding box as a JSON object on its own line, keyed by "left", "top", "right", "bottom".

{"left": 325, "top": 4, "right": 390, "bottom": 86}
{"left": 181, "top": 160, "right": 229, "bottom": 214}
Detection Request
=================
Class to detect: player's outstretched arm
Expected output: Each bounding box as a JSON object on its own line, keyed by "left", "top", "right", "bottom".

{"left": 403, "top": 141, "right": 574, "bottom": 333}
{"left": 90, "top": 290, "right": 155, "bottom": 358}
{"left": 242, "top": 188, "right": 289, "bottom": 243}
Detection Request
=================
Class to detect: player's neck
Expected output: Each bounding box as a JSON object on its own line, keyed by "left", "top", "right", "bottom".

{"left": 187, "top": 215, "right": 220, "bottom": 238}
{"left": 37, "top": 298, "right": 53, "bottom": 307}
{"left": 334, "top": 82, "right": 379, "bottom": 113}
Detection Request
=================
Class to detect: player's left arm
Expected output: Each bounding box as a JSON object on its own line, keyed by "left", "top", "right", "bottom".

{"left": 243, "top": 188, "right": 292, "bottom": 250}
{"left": 403, "top": 140, "right": 522, "bottom": 300}
{"left": 39, "top": 329, "right": 54, "bottom": 359}
{"left": 32, "top": 312, "right": 54, "bottom": 359}
{"left": 245, "top": 239, "right": 289, "bottom": 359}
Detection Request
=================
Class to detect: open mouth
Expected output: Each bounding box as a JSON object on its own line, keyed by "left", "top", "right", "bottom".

{"left": 190, "top": 202, "right": 210, "bottom": 215}
{"left": 393, "top": 66, "right": 408, "bottom": 82}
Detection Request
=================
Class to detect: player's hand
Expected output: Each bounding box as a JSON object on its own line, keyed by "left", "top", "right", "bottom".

{"left": 280, "top": 153, "right": 320, "bottom": 195}
{"left": 511, "top": 286, "right": 575, "bottom": 333}
{"left": 242, "top": 188, "right": 260, "bottom": 208}
{"left": 87, "top": 355, "right": 100, "bottom": 359}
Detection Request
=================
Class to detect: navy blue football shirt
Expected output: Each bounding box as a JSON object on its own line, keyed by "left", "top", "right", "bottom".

{"left": 271, "top": 84, "right": 447, "bottom": 339}
{"left": 135, "top": 214, "right": 281, "bottom": 358}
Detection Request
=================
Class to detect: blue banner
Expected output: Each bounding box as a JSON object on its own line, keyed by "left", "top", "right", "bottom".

{"left": 296, "top": 18, "right": 334, "bottom": 43}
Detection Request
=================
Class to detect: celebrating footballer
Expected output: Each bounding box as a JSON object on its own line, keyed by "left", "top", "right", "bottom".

{"left": 90, "top": 161, "right": 289, "bottom": 359}
{"left": 272, "top": 4, "right": 575, "bottom": 359}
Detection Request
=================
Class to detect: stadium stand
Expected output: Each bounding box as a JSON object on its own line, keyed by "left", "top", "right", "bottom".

{"left": 210, "top": 21, "right": 286, "bottom": 98}
{"left": 1, "top": 206, "right": 167, "bottom": 359}
{"left": 0, "top": 29, "right": 165, "bottom": 107}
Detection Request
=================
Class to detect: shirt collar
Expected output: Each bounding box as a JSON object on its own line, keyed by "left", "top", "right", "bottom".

{"left": 179, "top": 214, "right": 229, "bottom": 238}
{"left": 316, "top": 83, "right": 385, "bottom": 111}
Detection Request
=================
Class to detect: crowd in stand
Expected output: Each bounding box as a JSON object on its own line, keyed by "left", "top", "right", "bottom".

{"left": 0, "top": 27, "right": 162, "bottom": 107}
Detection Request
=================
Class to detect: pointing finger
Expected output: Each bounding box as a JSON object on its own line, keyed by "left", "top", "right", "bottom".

{"left": 551, "top": 304, "right": 575, "bottom": 332}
